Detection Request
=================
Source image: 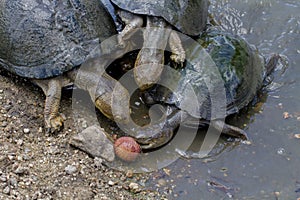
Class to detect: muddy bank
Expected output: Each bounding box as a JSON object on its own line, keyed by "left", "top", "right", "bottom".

{"left": 0, "top": 70, "right": 172, "bottom": 199}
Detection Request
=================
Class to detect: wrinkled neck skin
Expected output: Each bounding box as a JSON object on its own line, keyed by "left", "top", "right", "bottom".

{"left": 124, "top": 106, "right": 188, "bottom": 149}
{"left": 66, "top": 46, "right": 186, "bottom": 149}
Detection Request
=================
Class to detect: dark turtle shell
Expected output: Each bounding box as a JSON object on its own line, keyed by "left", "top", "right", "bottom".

{"left": 110, "top": 0, "right": 208, "bottom": 36}
{"left": 0, "top": 0, "right": 116, "bottom": 79}
{"left": 148, "top": 27, "right": 267, "bottom": 120}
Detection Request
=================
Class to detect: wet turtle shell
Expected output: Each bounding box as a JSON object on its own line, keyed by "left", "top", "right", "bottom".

{"left": 147, "top": 27, "right": 268, "bottom": 120}
{"left": 0, "top": 0, "right": 116, "bottom": 79}
{"left": 110, "top": 0, "right": 209, "bottom": 36}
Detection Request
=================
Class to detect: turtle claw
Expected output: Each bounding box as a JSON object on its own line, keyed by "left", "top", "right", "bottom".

{"left": 169, "top": 30, "right": 185, "bottom": 69}
{"left": 116, "top": 35, "right": 126, "bottom": 48}
{"left": 170, "top": 53, "right": 185, "bottom": 65}
{"left": 170, "top": 51, "right": 185, "bottom": 69}
{"left": 45, "top": 114, "right": 65, "bottom": 133}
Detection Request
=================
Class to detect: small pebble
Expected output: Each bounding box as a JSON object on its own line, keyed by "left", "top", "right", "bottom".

{"left": 9, "top": 177, "right": 18, "bottom": 187}
{"left": 38, "top": 127, "right": 43, "bottom": 133}
{"left": 1, "top": 121, "right": 7, "bottom": 127}
{"left": 65, "top": 165, "right": 77, "bottom": 175}
{"left": 3, "top": 186, "right": 10, "bottom": 194}
{"left": 0, "top": 175, "right": 7, "bottom": 182}
{"left": 163, "top": 168, "right": 171, "bottom": 176}
{"left": 157, "top": 179, "right": 167, "bottom": 187}
{"left": 14, "top": 166, "right": 26, "bottom": 175}
{"left": 94, "top": 157, "right": 103, "bottom": 168}
{"left": 283, "top": 112, "right": 291, "bottom": 119}
{"left": 108, "top": 180, "right": 116, "bottom": 186}
{"left": 16, "top": 139, "right": 23, "bottom": 146}
{"left": 23, "top": 128, "right": 30, "bottom": 134}
{"left": 81, "top": 120, "right": 87, "bottom": 128}
{"left": 129, "top": 182, "right": 140, "bottom": 192}
{"left": 294, "top": 134, "right": 300, "bottom": 139}
{"left": 8, "top": 155, "right": 14, "bottom": 160}
{"left": 277, "top": 148, "right": 286, "bottom": 155}
{"left": 126, "top": 170, "right": 133, "bottom": 178}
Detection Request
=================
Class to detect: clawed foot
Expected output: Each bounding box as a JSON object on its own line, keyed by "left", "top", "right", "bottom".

{"left": 117, "top": 35, "right": 126, "bottom": 48}
{"left": 169, "top": 30, "right": 186, "bottom": 69}
{"left": 45, "top": 114, "right": 66, "bottom": 133}
{"left": 116, "top": 35, "right": 136, "bottom": 51}
{"left": 170, "top": 53, "right": 185, "bottom": 68}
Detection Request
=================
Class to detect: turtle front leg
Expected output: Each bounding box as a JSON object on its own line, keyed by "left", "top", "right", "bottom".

{"left": 117, "top": 10, "right": 143, "bottom": 47}
{"left": 33, "top": 77, "right": 70, "bottom": 133}
{"left": 134, "top": 17, "right": 171, "bottom": 90}
{"left": 169, "top": 30, "right": 186, "bottom": 68}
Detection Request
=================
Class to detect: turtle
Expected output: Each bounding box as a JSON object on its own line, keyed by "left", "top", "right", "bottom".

{"left": 134, "top": 27, "right": 281, "bottom": 149}
{"left": 0, "top": 0, "right": 128, "bottom": 132}
{"left": 109, "top": 0, "right": 209, "bottom": 90}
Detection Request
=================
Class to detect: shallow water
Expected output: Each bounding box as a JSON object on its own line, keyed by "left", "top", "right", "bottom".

{"left": 75, "top": 1, "right": 299, "bottom": 198}
{"left": 159, "top": 1, "right": 300, "bottom": 199}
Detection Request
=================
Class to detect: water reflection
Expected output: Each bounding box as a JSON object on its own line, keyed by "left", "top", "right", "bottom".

{"left": 161, "top": 0, "right": 300, "bottom": 199}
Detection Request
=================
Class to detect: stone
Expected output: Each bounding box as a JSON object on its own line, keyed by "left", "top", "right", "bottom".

{"left": 69, "top": 125, "right": 115, "bottom": 162}
{"left": 128, "top": 182, "right": 141, "bottom": 193}
{"left": 65, "top": 165, "right": 77, "bottom": 175}
{"left": 3, "top": 186, "right": 10, "bottom": 194}
{"left": 23, "top": 128, "right": 30, "bottom": 134}
{"left": 14, "top": 166, "right": 27, "bottom": 175}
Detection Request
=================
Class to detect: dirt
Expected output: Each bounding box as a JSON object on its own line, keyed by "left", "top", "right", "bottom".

{"left": 0, "top": 70, "right": 171, "bottom": 199}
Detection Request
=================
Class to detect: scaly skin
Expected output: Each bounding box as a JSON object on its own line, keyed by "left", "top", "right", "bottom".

{"left": 28, "top": 40, "right": 177, "bottom": 149}
{"left": 32, "top": 45, "right": 249, "bottom": 149}
{"left": 117, "top": 10, "right": 185, "bottom": 90}
{"left": 69, "top": 54, "right": 179, "bottom": 149}
{"left": 0, "top": 0, "right": 119, "bottom": 133}
{"left": 30, "top": 40, "right": 184, "bottom": 150}
{"left": 33, "top": 77, "right": 70, "bottom": 133}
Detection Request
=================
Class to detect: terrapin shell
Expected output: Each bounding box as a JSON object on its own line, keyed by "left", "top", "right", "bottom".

{"left": 110, "top": 0, "right": 209, "bottom": 36}
{"left": 0, "top": 0, "right": 116, "bottom": 79}
{"left": 148, "top": 27, "right": 267, "bottom": 120}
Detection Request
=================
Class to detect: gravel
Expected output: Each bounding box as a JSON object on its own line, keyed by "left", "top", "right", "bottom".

{"left": 0, "top": 70, "right": 168, "bottom": 199}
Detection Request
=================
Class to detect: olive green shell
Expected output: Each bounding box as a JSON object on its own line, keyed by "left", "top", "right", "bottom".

{"left": 151, "top": 28, "right": 266, "bottom": 120}
{"left": 0, "top": 0, "right": 116, "bottom": 79}
{"left": 110, "top": 0, "right": 208, "bottom": 36}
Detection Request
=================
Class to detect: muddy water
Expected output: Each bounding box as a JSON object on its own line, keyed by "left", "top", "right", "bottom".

{"left": 160, "top": 1, "right": 300, "bottom": 199}
{"left": 75, "top": 1, "right": 299, "bottom": 198}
